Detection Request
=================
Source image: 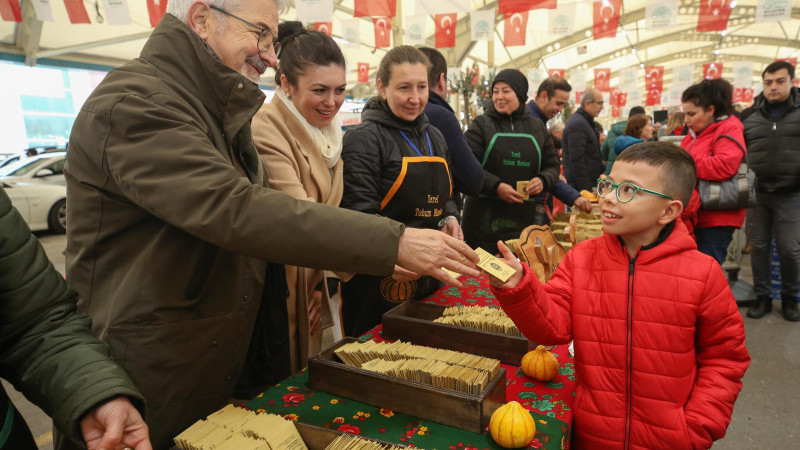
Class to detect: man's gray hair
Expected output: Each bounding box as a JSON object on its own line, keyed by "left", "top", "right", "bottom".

{"left": 580, "top": 89, "right": 598, "bottom": 107}
{"left": 549, "top": 121, "right": 564, "bottom": 132}
{"left": 167, "top": 0, "right": 292, "bottom": 23}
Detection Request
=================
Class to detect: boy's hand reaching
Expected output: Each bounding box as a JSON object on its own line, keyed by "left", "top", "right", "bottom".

{"left": 486, "top": 241, "right": 524, "bottom": 290}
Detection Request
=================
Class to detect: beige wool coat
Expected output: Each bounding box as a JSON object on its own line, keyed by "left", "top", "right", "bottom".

{"left": 252, "top": 96, "right": 344, "bottom": 372}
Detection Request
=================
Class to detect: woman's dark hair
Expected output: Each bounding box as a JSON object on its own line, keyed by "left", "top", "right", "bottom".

{"left": 376, "top": 45, "right": 431, "bottom": 87}
{"left": 274, "top": 21, "right": 346, "bottom": 86}
{"left": 624, "top": 114, "right": 652, "bottom": 138}
{"left": 680, "top": 78, "right": 733, "bottom": 118}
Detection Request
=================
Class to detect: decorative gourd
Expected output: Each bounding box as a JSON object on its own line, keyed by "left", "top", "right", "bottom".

{"left": 488, "top": 401, "right": 536, "bottom": 448}
{"left": 520, "top": 345, "right": 560, "bottom": 381}
{"left": 379, "top": 277, "right": 417, "bottom": 302}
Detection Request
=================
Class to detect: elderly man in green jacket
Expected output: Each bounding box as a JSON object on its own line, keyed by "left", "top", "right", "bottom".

{"left": 62, "top": 1, "right": 479, "bottom": 448}
{"left": 0, "top": 188, "right": 150, "bottom": 450}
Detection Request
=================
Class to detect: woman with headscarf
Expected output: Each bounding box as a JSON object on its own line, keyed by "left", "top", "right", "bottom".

{"left": 461, "top": 69, "right": 561, "bottom": 251}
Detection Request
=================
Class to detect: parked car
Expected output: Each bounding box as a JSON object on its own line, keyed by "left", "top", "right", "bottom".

{"left": 0, "top": 152, "right": 67, "bottom": 233}
{"left": 0, "top": 153, "right": 23, "bottom": 169}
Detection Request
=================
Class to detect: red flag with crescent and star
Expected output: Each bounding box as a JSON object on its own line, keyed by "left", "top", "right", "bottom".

{"left": 575, "top": 91, "right": 583, "bottom": 104}
{"left": 697, "top": 0, "right": 732, "bottom": 33}
{"left": 498, "top": 0, "right": 556, "bottom": 14}
{"left": 373, "top": 17, "right": 392, "bottom": 48}
{"left": 733, "top": 88, "right": 754, "bottom": 103}
{"left": 147, "top": 0, "right": 168, "bottom": 28}
{"left": 646, "top": 90, "right": 661, "bottom": 107}
{"left": 503, "top": 11, "right": 528, "bottom": 47}
{"left": 548, "top": 68, "right": 565, "bottom": 78}
{"left": 315, "top": 22, "right": 333, "bottom": 36}
{"left": 354, "top": 0, "right": 396, "bottom": 18}
{"left": 63, "top": 0, "right": 91, "bottom": 24}
{"left": 618, "top": 91, "right": 628, "bottom": 107}
{"left": 703, "top": 62, "right": 723, "bottom": 79}
{"left": 594, "top": 68, "right": 611, "bottom": 91}
{"left": 593, "top": 0, "right": 621, "bottom": 40}
{"left": 609, "top": 89, "right": 621, "bottom": 107}
{"left": 357, "top": 63, "right": 370, "bottom": 83}
{"left": 435, "top": 13, "right": 457, "bottom": 48}
{"left": 0, "top": 0, "right": 22, "bottom": 22}
{"left": 645, "top": 66, "right": 664, "bottom": 91}
{"left": 611, "top": 105, "right": 621, "bottom": 118}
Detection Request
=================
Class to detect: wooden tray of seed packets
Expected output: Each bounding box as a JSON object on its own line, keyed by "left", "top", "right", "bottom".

{"left": 307, "top": 337, "right": 506, "bottom": 433}
{"left": 382, "top": 301, "right": 536, "bottom": 365}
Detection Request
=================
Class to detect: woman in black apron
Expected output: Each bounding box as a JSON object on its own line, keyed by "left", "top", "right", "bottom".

{"left": 462, "top": 69, "right": 561, "bottom": 252}
{"left": 340, "top": 46, "right": 461, "bottom": 337}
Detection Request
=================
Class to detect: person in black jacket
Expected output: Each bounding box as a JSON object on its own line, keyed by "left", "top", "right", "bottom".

{"left": 563, "top": 88, "right": 605, "bottom": 191}
{"left": 340, "top": 46, "right": 462, "bottom": 336}
{"left": 418, "top": 47, "right": 483, "bottom": 197}
{"left": 741, "top": 61, "right": 800, "bottom": 321}
{"left": 461, "top": 69, "right": 561, "bottom": 251}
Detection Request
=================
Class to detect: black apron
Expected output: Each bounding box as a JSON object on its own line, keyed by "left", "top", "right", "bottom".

{"left": 342, "top": 129, "right": 451, "bottom": 337}
{"left": 480, "top": 132, "right": 541, "bottom": 199}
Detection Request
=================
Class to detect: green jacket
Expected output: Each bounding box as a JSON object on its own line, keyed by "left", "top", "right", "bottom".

{"left": 0, "top": 188, "right": 144, "bottom": 448}
{"left": 64, "top": 14, "right": 403, "bottom": 449}
{"left": 600, "top": 120, "right": 627, "bottom": 174}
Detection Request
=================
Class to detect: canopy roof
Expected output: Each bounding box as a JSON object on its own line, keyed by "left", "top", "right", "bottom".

{"left": 2, "top": 0, "right": 798, "bottom": 101}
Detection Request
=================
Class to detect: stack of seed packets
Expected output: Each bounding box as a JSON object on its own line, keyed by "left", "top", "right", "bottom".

{"left": 334, "top": 340, "right": 500, "bottom": 395}
{"left": 175, "top": 404, "right": 306, "bottom": 450}
{"left": 324, "top": 433, "right": 415, "bottom": 450}
{"left": 433, "top": 305, "right": 522, "bottom": 336}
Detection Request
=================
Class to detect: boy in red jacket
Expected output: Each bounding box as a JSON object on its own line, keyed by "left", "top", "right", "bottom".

{"left": 488, "top": 142, "right": 749, "bottom": 449}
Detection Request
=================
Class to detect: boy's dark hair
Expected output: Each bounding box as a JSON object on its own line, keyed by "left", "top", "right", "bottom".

{"left": 762, "top": 60, "right": 795, "bottom": 80}
{"left": 681, "top": 78, "right": 733, "bottom": 118}
{"left": 616, "top": 141, "right": 696, "bottom": 208}
{"left": 418, "top": 47, "right": 447, "bottom": 89}
{"left": 628, "top": 105, "right": 646, "bottom": 117}
{"left": 536, "top": 76, "right": 572, "bottom": 97}
{"left": 624, "top": 114, "right": 652, "bottom": 138}
{"left": 274, "top": 22, "right": 346, "bottom": 86}
{"left": 377, "top": 46, "right": 431, "bottom": 87}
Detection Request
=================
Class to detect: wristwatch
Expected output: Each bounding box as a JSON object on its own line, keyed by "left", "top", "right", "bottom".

{"left": 438, "top": 215, "right": 457, "bottom": 228}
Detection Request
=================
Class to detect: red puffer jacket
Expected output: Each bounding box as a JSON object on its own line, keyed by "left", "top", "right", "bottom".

{"left": 680, "top": 115, "right": 747, "bottom": 229}
{"left": 492, "top": 221, "right": 749, "bottom": 449}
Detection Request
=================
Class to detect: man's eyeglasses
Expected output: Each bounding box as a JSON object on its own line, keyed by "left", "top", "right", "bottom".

{"left": 596, "top": 178, "right": 673, "bottom": 203}
{"left": 593, "top": 101, "right": 604, "bottom": 106}
{"left": 210, "top": 5, "right": 281, "bottom": 56}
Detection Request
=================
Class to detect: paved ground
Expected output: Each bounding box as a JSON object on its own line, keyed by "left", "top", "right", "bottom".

{"left": 4, "top": 232, "right": 799, "bottom": 449}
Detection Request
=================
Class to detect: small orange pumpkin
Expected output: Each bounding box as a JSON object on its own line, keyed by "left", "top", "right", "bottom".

{"left": 488, "top": 401, "right": 536, "bottom": 448}
{"left": 520, "top": 345, "right": 559, "bottom": 381}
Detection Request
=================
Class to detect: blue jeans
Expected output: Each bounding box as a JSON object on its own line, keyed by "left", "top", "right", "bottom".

{"left": 695, "top": 226, "right": 736, "bottom": 265}
{"left": 748, "top": 190, "right": 800, "bottom": 300}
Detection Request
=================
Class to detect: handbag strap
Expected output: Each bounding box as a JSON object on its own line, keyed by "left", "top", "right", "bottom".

{"left": 712, "top": 134, "right": 747, "bottom": 159}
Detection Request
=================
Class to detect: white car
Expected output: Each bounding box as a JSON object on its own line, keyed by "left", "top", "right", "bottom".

{"left": 0, "top": 152, "right": 67, "bottom": 233}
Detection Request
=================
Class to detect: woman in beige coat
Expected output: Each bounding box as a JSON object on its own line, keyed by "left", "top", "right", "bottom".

{"left": 252, "top": 23, "right": 346, "bottom": 372}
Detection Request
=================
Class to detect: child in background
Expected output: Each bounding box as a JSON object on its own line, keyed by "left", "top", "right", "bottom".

{"left": 487, "top": 142, "right": 749, "bottom": 449}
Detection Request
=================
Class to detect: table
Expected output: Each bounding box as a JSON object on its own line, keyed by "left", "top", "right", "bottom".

{"left": 246, "top": 275, "right": 575, "bottom": 449}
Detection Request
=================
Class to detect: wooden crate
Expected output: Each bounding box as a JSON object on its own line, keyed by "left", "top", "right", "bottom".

{"left": 381, "top": 301, "right": 535, "bottom": 365}
{"left": 295, "top": 422, "right": 408, "bottom": 450}
{"left": 307, "top": 337, "right": 506, "bottom": 433}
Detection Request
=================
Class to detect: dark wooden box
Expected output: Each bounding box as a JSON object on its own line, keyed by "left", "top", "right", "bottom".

{"left": 307, "top": 337, "right": 506, "bottom": 433}
{"left": 381, "top": 301, "right": 535, "bottom": 365}
{"left": 295, "top": 422, "right": 408, "bottom": 450}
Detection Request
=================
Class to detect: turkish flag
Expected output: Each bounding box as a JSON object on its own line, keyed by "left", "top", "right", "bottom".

{"left": 504, "top": 11, "right": 528, "bottom": 47}
{"left": 548, "top": 68, "right": 565, "bottom": 78}
{"left": 703, "top": 63, "right": 723, "bottom": 79}
{"left": 146, "top": 0, "right": 168, "bottom": 28}
{"left": 645, "top": 66, "right": 664, "bottom": 91}
{"left": 315, "top": 22, "right": 333, "bottom": 36}
{"left": 646, "top": 90, "right": 661, "bottom": 107}
{"left": 697, "top": 0, "right": 732, "bottom": 33}
{"left": 776, "top": 57, "right": 797, "bottom": 66}
{"left": 734, "top": 88, "right": 754, "bottom": 103}
{"left": 575, "top": 91, "right": 583, "bottom": 104}
{"left": 593, "top": 0, "right": 621, "bottom": 40}
{"left": 594, "top": 68, "right": 611, "bottom": 91}
{"left": 354, "top": 0, "right": 396, "bottom": 18}
{"left": 0, "top": 0, "right": 21, "bottom": 22}
{"left": 357, "top": 63, "right": 370, "bottom": 83}
{"left": 498, "top": 0, "right": 556, "bottom": 14}
{"left": 609, "top": 89, "right": 621, "bottom": 107}
{"left": 618, "top": 91, "right": 628, "bottom": 107}
{"left": 373, "top": 17, "right": 392, "bottom": 48}
{"left": 611, "top": 105, "right": 621, "bottom": 118}
{"left": 63, "top": 0, "right": 91, "bottom": 24}
{"left": 435, "top": 13, "right": 457, "bottom": 48}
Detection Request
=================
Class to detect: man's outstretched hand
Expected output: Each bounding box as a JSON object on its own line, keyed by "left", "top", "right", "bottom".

{"left": 396, "top": 227, "right": 480, "bottom": 287}
{"left": 81, "top": 397, "right": 151, "bottom": 450}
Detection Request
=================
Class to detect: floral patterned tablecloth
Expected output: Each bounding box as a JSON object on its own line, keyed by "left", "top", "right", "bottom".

{"left": 246, "top": 275, "right": 575, "bottom": 449}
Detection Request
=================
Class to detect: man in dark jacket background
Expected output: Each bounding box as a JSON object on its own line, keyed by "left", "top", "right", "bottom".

{"left": 562, "top": 88, "right": 605, "bottom": 191}
{"left": 741, "top": 60, "right": 800, "bottom": 322}
{"left": 0, "top": 188, "right": 150, "bottom": 450}
{"left": 418, "top": 47, "right": 483, "bottom": 197}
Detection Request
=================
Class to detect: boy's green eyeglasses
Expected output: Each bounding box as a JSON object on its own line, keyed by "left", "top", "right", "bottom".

{"left": 596, "top": 178, "right": 673, "bottom": 203}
